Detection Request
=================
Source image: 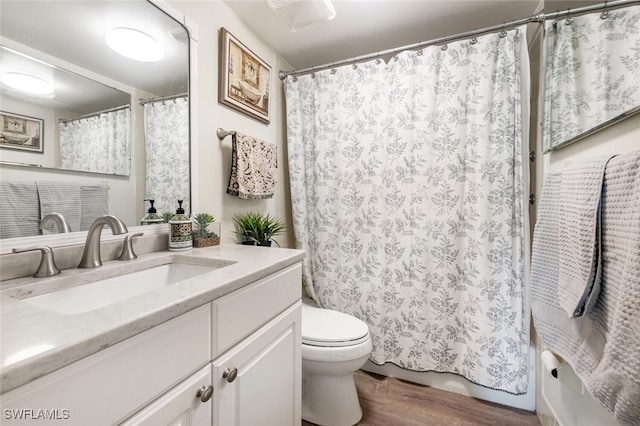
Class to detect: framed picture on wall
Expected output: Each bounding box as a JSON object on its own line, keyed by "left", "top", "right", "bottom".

{"left": 218, "top": 28, "right": 271, "bottom": 124}
{"left": 0, "top": 111, "right": 44, "bottom": 153}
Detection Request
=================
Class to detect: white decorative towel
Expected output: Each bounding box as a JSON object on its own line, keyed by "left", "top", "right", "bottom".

{"left": 227, "top": 131, "right": 277, "bottom": 200}
{"left": 0, "top": 182, "right": 41, "bottom": 239}
{"left": 36, "top": 181, "right": 81, "bottom": 233}
{"left": 558, "top": 155, "right": 616, "bottom": 318}
{"left": 80, "top": 185, "right": 109, "bottom": 231}
{"left": 531, "top": 150, "right": 640, "bottom": 425}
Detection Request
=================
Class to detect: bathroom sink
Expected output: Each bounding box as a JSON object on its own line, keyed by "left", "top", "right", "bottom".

{"left": 22, "top": 259, "right": 230, "bottom": 315}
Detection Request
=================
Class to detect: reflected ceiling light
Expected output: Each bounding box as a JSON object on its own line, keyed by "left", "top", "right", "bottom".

{"left": 0, "top": 72, "right": 54, "bottom": 95}
{"left": 267, "top": 0, "right": 336, "bottom": 31}
{"left": 106, "top": 27, "right": 164, "bottom": 62}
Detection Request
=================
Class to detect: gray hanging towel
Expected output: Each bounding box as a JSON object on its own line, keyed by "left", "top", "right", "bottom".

{"left": 80, "top": 185, "right": 109, "bottom": 231}
{"left": 227, "top": 131, "right": 277, "bottom": 199}
{"left": 557, "top": 154, "right": 616, "bottom": 318}
{"left": 531, "top": 151, "right": 640, "bottom": 425}
{"left": 36, "top": 181, "right": 81, "bottom": 234}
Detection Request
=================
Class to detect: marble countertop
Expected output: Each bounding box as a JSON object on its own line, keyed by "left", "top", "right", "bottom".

{"left": 0, "top": 245, "right": 305, "bottom": 394}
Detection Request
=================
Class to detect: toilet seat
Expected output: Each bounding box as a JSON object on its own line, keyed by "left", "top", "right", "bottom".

{"left": 302, "top": 303, "right": 370, "bottom": 347}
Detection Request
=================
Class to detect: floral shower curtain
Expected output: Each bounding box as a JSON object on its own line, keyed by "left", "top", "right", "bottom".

{"left": 285, "top": 28, "right": 530, "bottom": 393}
{"left": 144, "top": 97, "right": 190, "bottom": 214}
{"left": 542, "top": 5, "right": 640, "bottom": 150}
{"left": 59, "top": 107, "right": 130, "bottom": 175}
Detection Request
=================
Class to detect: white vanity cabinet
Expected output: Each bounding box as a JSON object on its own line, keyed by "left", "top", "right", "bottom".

{"left": 1, "top": 261, "right": 302, "bottom": 426}
{"left": 212, "top": 304, "right": 301, "bottom": 426}
{"left": 210, "top": 263, "right": 302, "bottom": 426}
{"left": 120, "top": 364, "right": 213, "bottom": 426}
{"left": 0, "top": 304, "right": 212, "bottom": 425}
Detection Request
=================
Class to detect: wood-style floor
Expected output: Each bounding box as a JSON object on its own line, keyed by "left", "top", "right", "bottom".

{"left": 303, "top": 370, "right": 541, "bottom": 426}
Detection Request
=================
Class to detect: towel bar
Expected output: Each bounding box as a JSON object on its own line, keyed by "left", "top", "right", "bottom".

{"left": 217, "top": 128, "right": 236, "bottom": 141}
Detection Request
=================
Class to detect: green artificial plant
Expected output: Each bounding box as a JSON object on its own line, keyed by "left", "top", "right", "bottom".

{"left": 232, "top": 211, "right": 286, "bottom": 247}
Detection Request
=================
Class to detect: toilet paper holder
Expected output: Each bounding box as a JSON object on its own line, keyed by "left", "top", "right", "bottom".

{"left": 540, "top": 349, "right": 584, "bottom": 395}
{"left": 541, "top": 350, "right": 562, "bottom": 378}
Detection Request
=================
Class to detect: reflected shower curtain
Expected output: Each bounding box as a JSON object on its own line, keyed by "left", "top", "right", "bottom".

{"left": 144, "top": 97, "right": 189, "bottom": 214}
{"left": 59, "top": 107, "right": 130, "bottom": 175}
{"left": 285, "top": 28, "right": 530, "bottom": 393}
{"left": 542, "top": 5, "right": 640, "bottom": 150}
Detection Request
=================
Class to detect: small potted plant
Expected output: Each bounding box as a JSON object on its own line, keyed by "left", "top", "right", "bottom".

{"left": 192, "top": 213, "right": 220, "bottom": 248}
{"left": 232, "top": 211, "right": 286, "bottom": 247}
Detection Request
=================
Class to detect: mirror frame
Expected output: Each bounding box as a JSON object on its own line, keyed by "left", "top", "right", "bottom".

{"left": 0, "top": 0, "right": 199, "bottom": 254}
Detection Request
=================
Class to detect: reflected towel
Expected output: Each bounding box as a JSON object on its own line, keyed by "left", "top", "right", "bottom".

{"left": 80, "top": 185, "right": 109, "bottom": 231}
{"left": 36, "top": 181, "right": 81, "bottom": 234}
{"left": 0, "top": 182, "right": 41, "bottom": 239}
{"left": 227, "top": 131, "right": 277, "bottom": 200}
{"left": 557, "top": 155, "right": 616, "bottom": 318}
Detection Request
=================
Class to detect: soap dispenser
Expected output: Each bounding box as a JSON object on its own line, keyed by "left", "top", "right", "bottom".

{"left": 141, "top": 199, "right": 164, "bottom": 225}
{"left": 168, "top": 200, "right": 192, "bottom": 251}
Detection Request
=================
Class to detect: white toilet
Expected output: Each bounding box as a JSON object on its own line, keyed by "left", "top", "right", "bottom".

{"left": 301, "top": 299, "right": 373, "bottom": 426}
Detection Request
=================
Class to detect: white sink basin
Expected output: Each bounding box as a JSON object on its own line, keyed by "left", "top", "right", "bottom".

{"left": 22, "top": 261, "right": 224, "bottom": 315}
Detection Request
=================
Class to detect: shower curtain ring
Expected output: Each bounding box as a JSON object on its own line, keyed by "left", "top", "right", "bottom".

{"left": 440, "top": 36, "right": 448, "bottom": 51}
{"left": 416, "top": 43, "right": 423, "bottom": 56}
{"left": 600, "top": 1, "right": 609, "bottom": 19}
{"left": 563, "top": 9, "right": 573, "bottom": 25}
{"left": 470, "top": 31, "right": 478, "bottom": 45}
{"left": 499, "top": 24, "right": 507, "bottom": 38}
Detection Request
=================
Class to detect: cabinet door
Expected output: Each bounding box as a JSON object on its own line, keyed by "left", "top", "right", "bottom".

{"left": 212, "top": 303, "right": 301, "bottom": 426}
{"left": 120, "top": 365, "right": 212, "bottom": 426}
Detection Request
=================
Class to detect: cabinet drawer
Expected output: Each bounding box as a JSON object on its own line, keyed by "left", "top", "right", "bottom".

{"left": 212, "top": 263, "right": 301, "bottom": 356}
{"left": 1, "top": 304, "right": 211, "bottom": 426}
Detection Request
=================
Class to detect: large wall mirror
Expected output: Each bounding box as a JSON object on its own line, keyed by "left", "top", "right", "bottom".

{"left": 0, "top": 0, "right": 194, "bottom": 245}
{"left": 542, "top": 1, "right": 640, "bottom": 151}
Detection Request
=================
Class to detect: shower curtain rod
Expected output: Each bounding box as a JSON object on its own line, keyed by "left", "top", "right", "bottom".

{"left": 58, "top": 104, "right": 130, "bottom": 124}
{"left": 138, "top": 92, "right": 188, "bottom": 106}
{"left": 278, "top": 0, "right": 639, "bottom": 80}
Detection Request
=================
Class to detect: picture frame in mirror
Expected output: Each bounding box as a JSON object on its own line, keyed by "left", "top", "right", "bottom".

{"left": 0, "top": 111, "right": 44, "bottom": 153}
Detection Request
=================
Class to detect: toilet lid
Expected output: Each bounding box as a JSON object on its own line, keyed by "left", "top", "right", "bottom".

{"left": 302, "top": 304, "right": 370, "bottom": 347}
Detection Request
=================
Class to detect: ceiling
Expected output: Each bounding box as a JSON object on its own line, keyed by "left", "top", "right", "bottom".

{"left": 224, "top": 0, "right": 602, "bottom": 71}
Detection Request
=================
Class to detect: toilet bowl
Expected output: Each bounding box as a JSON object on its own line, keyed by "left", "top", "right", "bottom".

{"left": 301, "top": 300, "right": 372, "bottom": 426}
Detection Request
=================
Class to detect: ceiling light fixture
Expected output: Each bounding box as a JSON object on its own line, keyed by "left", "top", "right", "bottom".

{"left": 0, "top": 72, "right": 54, "bottom": 95}
{"left": 267, "top": 0, "right": 336, "bottom": 32}
{"left": 105, "top": 27, "right": 164, "bottom": 62}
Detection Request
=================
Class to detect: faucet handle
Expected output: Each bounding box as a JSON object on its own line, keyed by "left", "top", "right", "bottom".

{"left": 119, "top": 233, "right": 144, "bottom": 261}
{"left": 12, "top": 246, "right": 61, "bottom": 278}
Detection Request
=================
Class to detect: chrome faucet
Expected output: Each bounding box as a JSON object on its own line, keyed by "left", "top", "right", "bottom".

{"left": 78, "top": 215, "right": 128, "bottom": 269}
{"left": 40, "top": 213, "right": 71, "bottom": 234}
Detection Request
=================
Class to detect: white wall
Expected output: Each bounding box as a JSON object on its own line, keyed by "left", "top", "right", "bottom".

{"left": 169, "top": 0, "right": 295, "bottom": 248}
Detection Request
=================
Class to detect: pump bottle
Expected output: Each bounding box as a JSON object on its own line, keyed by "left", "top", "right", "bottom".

{"left": 141, "top": 199, "right": 164, "bottom": 225}
{"left": 168, "top": 200, "right": 192, "bottom": 251}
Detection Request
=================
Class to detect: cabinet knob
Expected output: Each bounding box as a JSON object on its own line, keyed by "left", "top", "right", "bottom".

{"left": 223, "top": 367, "right": 238, "bottom": 383}
{"left": 196, "top": 385, "right": 214, "bottom": 402}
